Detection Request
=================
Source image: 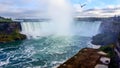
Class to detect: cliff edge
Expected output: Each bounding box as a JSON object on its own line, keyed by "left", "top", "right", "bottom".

{"left": 0, "top": 16, "right": 26, "bottom": 43}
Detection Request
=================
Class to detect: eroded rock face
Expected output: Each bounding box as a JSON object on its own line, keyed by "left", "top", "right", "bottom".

{"left": 92, "top": 16, "right": 120, "bottom": 45}
{"left": 91, "top": 16, "right": 120, "bottom": 68}
{"left": 100, "top": 16, "right": 120, "bottom": 35}
{"left": 0, "top": 22, "right": 21, "bottom": 34}
{"left": 0, "top": 22, "right": 26, "bottom": 43}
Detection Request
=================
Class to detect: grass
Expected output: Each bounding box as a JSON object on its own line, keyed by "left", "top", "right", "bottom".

{"left": 0, "top": 18, "right": 13, "bottom": 23}
{"left": 99, "top": 44, "right": 115, "bottom": 57}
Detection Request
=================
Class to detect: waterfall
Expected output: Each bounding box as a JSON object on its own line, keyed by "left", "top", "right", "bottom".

{"left": 20, "top": 0, "right": 73, "bottom": 38}
{"left": 73, "top": 21, "right": 101, "bottom": 37}
{"left": 20, "top": 21, "right": 101, "bottom": 38}
{"left": 19, "top": 0, "right": 101, "bottom": 38}
{"left": 20, "top": 21, "right": 55, "bottom": 38}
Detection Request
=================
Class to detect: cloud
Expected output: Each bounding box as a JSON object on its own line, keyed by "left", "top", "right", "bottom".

{"left": 0, "top": 0, "right": 48, "bottom": 18}
{"left": 75, "top": 6, "right": 120, "bottom": 17}
{"left": 106, "top": 5, "right": 120, "bottom": 9}
{"left": 1, "top": 0, "right": 120, "bottom": 18}
{"left": 0, "top": 0, "right": 73, "bottom": 18}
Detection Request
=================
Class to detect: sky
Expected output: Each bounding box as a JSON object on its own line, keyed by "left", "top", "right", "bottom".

{"left": 0, "top": 0, "right": 120, "bottom": 18}
{"left": 72, "top": 0, "right": 120, "bottom": 9}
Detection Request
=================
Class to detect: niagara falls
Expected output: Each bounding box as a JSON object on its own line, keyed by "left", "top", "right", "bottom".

{"left": 0, "top": 0, "right": 120, "bottom": 68}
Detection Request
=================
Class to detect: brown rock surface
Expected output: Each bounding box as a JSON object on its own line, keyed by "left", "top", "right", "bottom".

{"left": 58, "top": 48, "right": 107, "bottom": 68}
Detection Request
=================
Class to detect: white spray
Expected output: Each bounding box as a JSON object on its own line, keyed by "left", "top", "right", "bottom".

{"left": 21, "top": 0, "right": 73, "bottom": 38}
{"left": 47, "top": 0, "right": 73, "bottom": 35}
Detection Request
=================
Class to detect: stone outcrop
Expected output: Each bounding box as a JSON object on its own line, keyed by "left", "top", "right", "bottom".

{"left": 99, "top": 16, "right": 120, "bottom": 35}
{"left": 58, "top": 48, "right": 110, "bottom": 68}
{"left": 0, "top": 21, "right": 26, "bottom": 43}
{"left": 92, "top": 16, "right": 120, "bottom": 45}
{"left": 92, "top": 16, "right": 120, "bottom": 68}
{"left": 0, "top": 22, "right": 21, "bottom": 34}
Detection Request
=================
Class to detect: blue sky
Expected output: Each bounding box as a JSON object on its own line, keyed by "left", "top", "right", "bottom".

{"left": 0, "top": 0, "right": 120, "bottom": 18}
{"left": 71, "top": 0, "right": 120, "bottom": 9}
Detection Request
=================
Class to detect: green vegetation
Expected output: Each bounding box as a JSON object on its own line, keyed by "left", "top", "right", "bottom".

{"left": 0, "top": 16, "right": 26, "bottom": 43}
{"left": 0, "top": 16, "right": 13, "bottom": 23}
{"left": 99, "top": 45, "right": 115, "bottom": 57}
{"left": 0, "top": 31, "right": 26, "bottom": 43}
{"left": 99, "top": 44, "right": 118, "bottom": 68}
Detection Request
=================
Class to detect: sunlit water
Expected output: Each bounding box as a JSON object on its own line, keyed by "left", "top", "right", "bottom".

{"left": 0, "top": 21, "right": 101, "bottom": 68}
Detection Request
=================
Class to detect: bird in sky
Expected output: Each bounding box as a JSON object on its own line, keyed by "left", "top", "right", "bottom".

{"left": 80, "top": 4, "right": 86, "bottom": 8}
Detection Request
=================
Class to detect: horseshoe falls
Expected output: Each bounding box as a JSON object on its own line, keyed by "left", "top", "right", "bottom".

{"left": 0, "top": 0, "right": 102, "bottom": 68}
{"left": 20, "top": 21, "right": 101, "bottom": 38}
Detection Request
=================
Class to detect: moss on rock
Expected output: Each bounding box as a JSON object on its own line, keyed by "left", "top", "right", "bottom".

{"left": 0, "top": 16, "right": 26, "bottom": 43}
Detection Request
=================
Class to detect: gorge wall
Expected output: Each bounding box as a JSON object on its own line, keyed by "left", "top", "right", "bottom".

{"left": 0, "top": 21, "right": 26, "bottom": 43}
{"left": 91, "top": 16, "right": 120, "bottom": 67}
{"left": 100, "top": 16, "right": 120, "bottom": 35}
{"left": 92, "top": 16, "right": 120, "bottom": 45}
{"left": 0, "top": 22, "right": 21, "bottom": 33}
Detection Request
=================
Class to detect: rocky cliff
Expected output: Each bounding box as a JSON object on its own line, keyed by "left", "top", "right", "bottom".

{"left": 92, "top": 16, "right": 120, "bottom": 45}
{"left": 0, "top": 17, "right": 26, "bottom": 43}
{"left": 91, "top": 16, "right": 120, "bottom": 68}
{"left": 100, "top": 16, "right": 120, "bottom": 35}
{"left": 0, "top": 22, "right": 21, "bottom": 34}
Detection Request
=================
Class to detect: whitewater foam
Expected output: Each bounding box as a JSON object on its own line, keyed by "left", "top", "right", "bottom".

{"left": 0, "top": 57, "right": 10, "bottom": 66}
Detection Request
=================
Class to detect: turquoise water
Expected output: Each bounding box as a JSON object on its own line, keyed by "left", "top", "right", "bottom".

{"left": 0, "top": 21, "right": 101, "bottom": 68}
{"left": 0, "top": 36, "right": 91, "bottom": 68}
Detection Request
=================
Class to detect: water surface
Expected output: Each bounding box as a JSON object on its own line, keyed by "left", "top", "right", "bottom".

{"left": 0, "top": 21, "right": 101, "bottom": 68}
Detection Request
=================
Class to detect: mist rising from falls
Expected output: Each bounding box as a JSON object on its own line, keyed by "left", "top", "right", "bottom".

{"left": 20, "top": 0, "right": 73, "bottom": 38}
{"left": 48, "top": 0, "right": 73, "bottom": 35}
{"left": 20, "top": 0, "right": 101, "bottom": 38}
